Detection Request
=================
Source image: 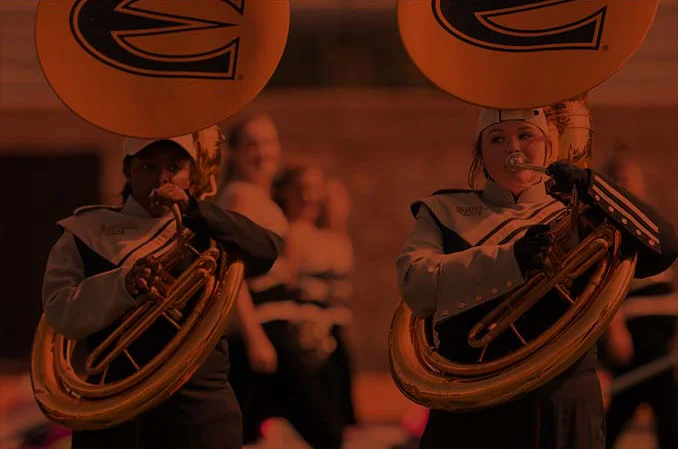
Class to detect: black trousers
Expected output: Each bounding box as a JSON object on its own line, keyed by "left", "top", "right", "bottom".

{"left": 71, "top": 342, "right": 242, "bottom": 449}
{"left": 419, "top": 358, "right": 605, "bottom": 449}
{"left": 605, "top": 370, "right": 676, "bottom": 449}
{"left": 70, "top": 386, "right": 242, "bottom": 449}
{"left": 228, "top": 320, "right": 343, "bottom": 449}
{"left": 315, "top": 326, "right": 358, "bottom": 430}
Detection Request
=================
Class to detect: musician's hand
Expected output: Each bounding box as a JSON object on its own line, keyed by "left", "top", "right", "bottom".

{"left": 605, "top": 311, "right": 634, "bottom": 366}
{"left": 149, "top": 184, "right": 190, "bottom": 211}
{"left": 246, "top": 335, "right": 278, "bottom": 374}
{"left": 125, "top": 256, "right": 162, "bottom": 300}
{"left": 514, "top": 224, "right": 553, "bottom": 277}
{"left": 597, "top": 368, "right": 613, "bottom": 411}
{"left": 546, "top": 161, "right": 590, "bottom": 193}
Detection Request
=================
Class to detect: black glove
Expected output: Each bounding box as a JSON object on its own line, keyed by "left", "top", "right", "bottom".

{"left": 546, "top": 161, "right": 590, "bottom": 194}
{"left": 180, "top": 192, "right": 211, "bottom": 238}
{"left": 514, "top": 224, "right": 553, "bottom": 277}
{"left": 181, "top": 190, "right": 200, "bottom": 216}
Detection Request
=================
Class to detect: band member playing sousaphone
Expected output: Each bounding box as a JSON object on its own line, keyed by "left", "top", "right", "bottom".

{"left": 390, "top": 1, "right": 675, "bottom": 448}
{"left": 396, "top": 107, "right": 677, "bottom": 448}
{"left": 41, "top": 135, "right": 282, "bottom": 449}
{"left": 30, "top": 1, "right": 291, "bottom": 448}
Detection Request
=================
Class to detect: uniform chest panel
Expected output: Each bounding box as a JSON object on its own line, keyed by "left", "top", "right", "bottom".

{"left": 425, "top": 193, "right": 567, "bottom": 247}
{"left": 59, "top": 209, "right": 177, "bottom": 267}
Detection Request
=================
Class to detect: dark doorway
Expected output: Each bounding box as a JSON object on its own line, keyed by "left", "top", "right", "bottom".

{"left": 0, "top": 153, "right": 100, "bottom": 366}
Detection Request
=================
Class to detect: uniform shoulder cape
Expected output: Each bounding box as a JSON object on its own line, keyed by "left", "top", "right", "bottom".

{"left": 58, "top": 204, "right": 177, "bottom": 267}
{"left": 411, "top": 189, "right": 566, "bottom": 248}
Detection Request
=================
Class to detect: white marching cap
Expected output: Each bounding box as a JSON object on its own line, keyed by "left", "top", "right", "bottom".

{"left": 475, "top": 108, "right": 549, "bottom": 141}
{"left": 122, "top": 134, "right": 197, "bottom": 161}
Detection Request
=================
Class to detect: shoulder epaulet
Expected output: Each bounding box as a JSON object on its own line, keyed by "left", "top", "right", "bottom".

{"left": 432, "top": 188, "right": 480, "bottom": 196}
{"left": 73, "top": 204, "right": 123, "bottom": 216}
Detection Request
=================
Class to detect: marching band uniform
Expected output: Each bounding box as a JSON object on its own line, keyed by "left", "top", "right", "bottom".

{"left": 42, "top": 137, "right": 282, "bottom": 449}
{"left": 601, "top": 268, "right": 677, "bottom": 449}
{"left": 219, "top": 181, "right": 345, "bottom": 449}
{"left": 285, "top": 220, "right": 357, "bottom": 431}
{"left": 396, "top": 110, "right": 677, "bottom": 449}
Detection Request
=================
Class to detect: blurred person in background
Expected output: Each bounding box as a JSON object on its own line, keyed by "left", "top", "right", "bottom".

{"left": 276, "top": 166, "right": 358, "bottom": 436}
{"left": 597, "top": 144, "right": 678, "bottom": 449}
{"left": 218, "top": 114, "right": 344, "bottom": 449}
{"left": 217, "top": 112, "right": 285, "bottom": 380}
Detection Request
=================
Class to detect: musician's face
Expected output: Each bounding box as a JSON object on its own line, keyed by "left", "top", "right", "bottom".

{"left": 280, "top": 167, "right": 327, "bottom": 223}
{"left": 126, "top": 142, "right": 192, "bottom": 216}
{"left": 232, "top": 116, "right": 282, "bottom": 185}
{"left": 480, "top": 121, "right": 548, "bottom": 194}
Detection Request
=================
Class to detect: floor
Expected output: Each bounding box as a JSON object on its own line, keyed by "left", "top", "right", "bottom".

{"left": 0, "top": 372, "right": 666, "bottom": 449}
{"left": 245, "top": 418, "right": 658, "bottom": 449}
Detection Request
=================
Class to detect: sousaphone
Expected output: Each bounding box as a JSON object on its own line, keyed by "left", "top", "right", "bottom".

{"left": 389, "top": 0, "right": 658, "bottom": 411}
{"left": 30, "top": 0, "right": 290, "bottom": 430}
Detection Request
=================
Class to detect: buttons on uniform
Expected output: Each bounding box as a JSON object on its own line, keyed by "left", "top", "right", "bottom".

{"left": 458, "top": 302, "right": 467, "bottom": 309}
{"left": 491, "top": 288, "right": 498, "bottom": 294}
{"left": 649, "top": 240, "right": 656, "bottom": 247}
{"left": 506, "top": 281, "right": 513, "bottom": 288}
{"left": 636, "top": 230, "right": 642, "bottom": 236}
{"left": 621, "top": 218, "right": 628, "bottom": 225}
{"left": 475, "top": 295, "right": 483, "bottom": 302}
{"left": 440, "top": 309, "right": 450, "bottom": 316}
{"left": 608, "top": 206, "right": 614, "bottom": 213}
{"left": 594, "top": 195, "right": 601, "bottom": 201}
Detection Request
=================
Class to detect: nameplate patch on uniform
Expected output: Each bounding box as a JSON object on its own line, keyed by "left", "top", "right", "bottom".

{"left": 99, "top": 221, "right": 139, "bottom": 236}
{"left": 456, "top": 205, "right": 486, "bottom": 217}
